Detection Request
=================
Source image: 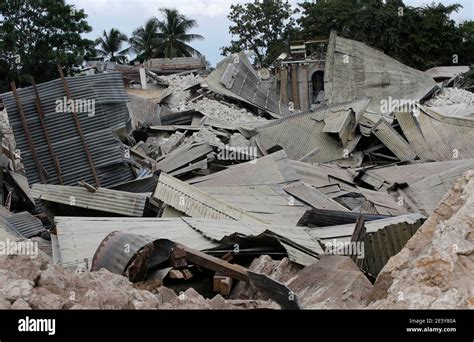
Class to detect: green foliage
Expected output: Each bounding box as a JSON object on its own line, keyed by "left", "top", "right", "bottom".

{"left": 95, "top": 28, "right": 129, "bottom": 63}
{"left": 129, "top": 18, "right": 161, "bottom": 63}
{"left": 0, "top": 0, "right": 93, "bottom": 92}
{"left": 154, "top": 8, "right": 204, "bottom": 58}
{"left": 222, "top": 0, "right": 296, "bottom": 66}
{"left": 298, "top": 0, "right": 471, "bottom": 70}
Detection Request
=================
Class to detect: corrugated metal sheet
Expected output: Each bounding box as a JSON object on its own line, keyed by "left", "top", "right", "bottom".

{"left": 425, "top": 66, "right": 470, "bottom": 79}
{"left": 284, "top": 182, "right": 349, "bottom": 211}
{"left": 363, "top": 219, "right": 424, "bottom": 276}
{"left": 297, "top": 208, "right": 389, "bottom": 227}
{"left": 54, "top": 217, "right": 218, "bottom": 269}
{"left": 189, "top": 150, "right": 299, "bottom": 187}
{"left": 206, "top": 52, "right": 292, "bottom": 118}
{"left": 400, "top": 162, "right": 474, "bottom": 215}
{"left": 183, "top": 217, "right": 324, "bottom": 260}
{"left": 154, "top": 173, "right": 265, "bottom": 223}
{"left": 358, "top": 187, "right": 410, "bottom": 216}
{"left": 396, "top": 108, "right": 474, "bottom": 161}
{"left": 255, "top": 105, "right": 362, "bottom": 163}
{"left": 1, "top": 72, "right": 135, "bottom": 188}
{"left": 325, "top": 31, "right": 437, "bottom": 118}
{"left": 156, "top": 143, "right": 213, "bottom": 173}
{"left": 311, "top": 213, "right": 425, "bottom": 242}
{"left": 199, "top": 184, "right": 308, "bottom": 225}
{"left": 363, "top": 159, "right": 474, "bottom": 187}
{"left": 30, "top": 184, "right": 148, "bottom": 217}
{"left": 372, "top": 119, "right": 417, "bottom": 161}
{"left": 0, "top": 212, "right": 45, "bottom": 238}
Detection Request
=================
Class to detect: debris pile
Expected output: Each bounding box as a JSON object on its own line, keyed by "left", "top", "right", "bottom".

{"left": 0, "top": 32, "right": 472, "bottom": 310}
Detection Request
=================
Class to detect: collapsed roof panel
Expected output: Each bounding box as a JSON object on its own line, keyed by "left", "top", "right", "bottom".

{"left": 254, "top": 102, "right": 366, "bottom": 163}
{"left": 54, "top": 217, "right": 218, "bottom": 269}
{"left": 154, "top": 173, "right": 265, "bottom": 223}
{"left": 396, "top": 107, "right": 474, "bottom": 161}
{"left": 0, "top": 211, "right": 45, "bottom": 238}
{"left": 1, "top": 72, "right": 135, "bottom": 188}
{"left": 324, "top": 31, "right": 437, "bottom": 119}
{"left": 189, "top": 150, "right": 299, "bottom": 187}
{"left": 30, "top": 184, "right": 149, "bottom": 217}
{"left": 205, "top": 52, "right": 293, "bottom": 117}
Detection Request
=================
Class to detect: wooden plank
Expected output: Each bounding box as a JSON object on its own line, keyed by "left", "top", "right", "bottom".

{"left": 176, "top": 244, "right": 249, "bottom": 282}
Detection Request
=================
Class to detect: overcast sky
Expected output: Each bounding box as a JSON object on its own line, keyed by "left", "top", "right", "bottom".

{"left": 70, "top": 0, "right": 474, "bottom": 66}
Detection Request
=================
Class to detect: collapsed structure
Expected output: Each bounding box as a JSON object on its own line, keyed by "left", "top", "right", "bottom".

{"left": 0, "top": 32, "right": 472, "bottom": 309}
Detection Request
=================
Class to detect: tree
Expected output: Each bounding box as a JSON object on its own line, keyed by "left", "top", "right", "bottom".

{"left": 95, "top": 28, "right": 130, "bottom": 63}
{"left": 298, "top": 0, "right": 469, "bottom": 70}
{"left": 0, "top": 0, "right": 93, "bottom": 92}
{"left": 154, "top": 8, "right": 204, "bottom": 58}
{"left": 222, "top": 0, "right": 296, "bottom": 66}
{"left": 129, "top": 18, "right": 161, "bottom": 63}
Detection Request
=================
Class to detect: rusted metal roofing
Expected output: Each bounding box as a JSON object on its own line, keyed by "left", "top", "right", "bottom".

{"left": 30, "top": 184, "right": 148, "bottom": 217}
{"left": 358, "top": 187, "right": 410, "bottom": 216}
{"left": 324, "top": 31, "right": 437, "bottom": 118}
{"left": 54, "top": 217, "right": 218, "bottom": 269}
{"left": 372, "top": 119, "right": 417, "bottom": 161}
{"left": 0, "top": 212, "right": 45, "bottom": 238}
{"left": 189, "top": 150, "right": 299, "bottom": 187}
{"left": 154, "top": 173, "right": 265, "bottom": 223}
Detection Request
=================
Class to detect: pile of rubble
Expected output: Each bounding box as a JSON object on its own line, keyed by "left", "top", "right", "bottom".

{"left": 0, "top": 32, "right": 472, "bottom": 310}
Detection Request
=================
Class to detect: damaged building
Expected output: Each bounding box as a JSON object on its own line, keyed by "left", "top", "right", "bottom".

{"left": 0, "top": 31, "right": 472, "bottom": 310}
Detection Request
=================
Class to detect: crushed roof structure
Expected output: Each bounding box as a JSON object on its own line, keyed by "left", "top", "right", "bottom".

{"left": 324, "top": 31, "right": 437, "bottom": 120}
{"left": 1, "top": 72, "right": 135, "bottom": 188}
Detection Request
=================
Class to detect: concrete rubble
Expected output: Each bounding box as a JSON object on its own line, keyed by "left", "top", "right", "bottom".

{"left": 0, "top": 31, "right": 472, "bottom": 310}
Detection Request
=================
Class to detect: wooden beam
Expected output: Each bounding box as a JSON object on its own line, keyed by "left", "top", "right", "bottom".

{"left": 31, "top": 78, "right": 64, "bottom": 185}
{"left": 10, "top": 82, "right": 47, "bottom": 184}
{"left": 176, "top": 244, "right": 249, "bottom": 282}
{"left": 57, "top": 65, "right": 101, "bottom": 187}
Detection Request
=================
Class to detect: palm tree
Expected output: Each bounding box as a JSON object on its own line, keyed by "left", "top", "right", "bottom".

{"left": 129, "top": 18, "right": 161, "bottom": 62}
{"left": 154, "top": 8, "right": 204, "bottom": 58}
{"left": 95, "top": 28, "right": 129, "bottom": 63}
